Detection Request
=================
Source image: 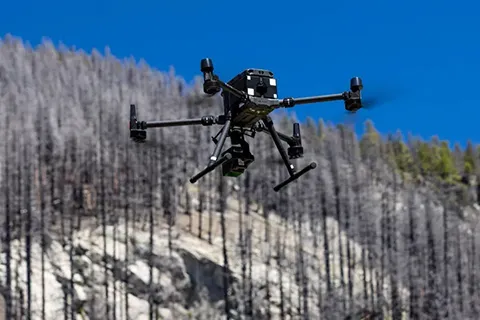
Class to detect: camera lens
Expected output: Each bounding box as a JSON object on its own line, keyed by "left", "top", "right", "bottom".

{"left": 256, "top": 81, "right": 268, "bottom": 96}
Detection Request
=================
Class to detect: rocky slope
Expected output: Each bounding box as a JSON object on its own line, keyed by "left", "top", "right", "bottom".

{"left": 0, "top": 182, "right": 408, "bottom": 320}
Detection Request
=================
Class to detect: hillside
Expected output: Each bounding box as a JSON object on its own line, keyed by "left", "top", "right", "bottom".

{"left": 0, "top": 35, "right": 480, "bottom": 320}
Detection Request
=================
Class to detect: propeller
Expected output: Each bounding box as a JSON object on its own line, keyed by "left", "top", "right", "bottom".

{"left": 360, "top": 90, "right": 399, "bottom": 110}
{"left": 341, "top": 82, "right": 404, "bottom": 129}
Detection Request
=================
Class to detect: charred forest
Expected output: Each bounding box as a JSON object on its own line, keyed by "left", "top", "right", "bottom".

{"left": 0, "top": 36, "right": 480, "bottom": 320}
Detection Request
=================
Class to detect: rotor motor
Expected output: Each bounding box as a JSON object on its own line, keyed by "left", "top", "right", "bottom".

{"left": 201, "top": 58, "right": 221, "bottom": 95}
{"left": 287, "top": 123, "right": 304, "bottom": 159}
{"left": 350, "top": 77, "right": 363, "bottom": 92}
{"left": 344, "top": 77, "right": 363, "bottom": 112}
{"left": 129, "top": 104, "right": 147, "bottom": 142}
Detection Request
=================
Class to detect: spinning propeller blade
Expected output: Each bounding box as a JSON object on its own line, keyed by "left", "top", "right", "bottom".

{"left": 340, "top": 82, "right": 402, "bottom": 128}
{"left": 361, "top": 95, "right": 394, "bottom": 110}
{"left": 360, "top": 81, "right": 404, "bottom": 110}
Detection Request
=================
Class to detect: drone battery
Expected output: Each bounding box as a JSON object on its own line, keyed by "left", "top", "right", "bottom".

{"left": 224, "top": 69, "right": 278, "bottom": 126}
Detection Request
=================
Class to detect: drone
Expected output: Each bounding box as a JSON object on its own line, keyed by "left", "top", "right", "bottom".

{"left": 129, "top": 58, "right": 364, "bottom": 192}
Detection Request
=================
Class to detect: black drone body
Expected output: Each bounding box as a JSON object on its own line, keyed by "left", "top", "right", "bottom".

{"left": 129, "top": 58, "right": 364, "bottom": 191}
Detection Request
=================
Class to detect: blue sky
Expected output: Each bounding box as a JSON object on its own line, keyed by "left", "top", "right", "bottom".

{"left": 1, "top": 0, "right": 479, "bottom": 146}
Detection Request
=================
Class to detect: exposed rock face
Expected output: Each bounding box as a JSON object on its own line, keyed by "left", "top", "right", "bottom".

{"left": 0, "top": 190, "right": 402, "bottom": 320}
{"left": 1, "top": 223, "right": 225, "bottom": 320}
{"left": 0, "top": 292, "right": 5, "bottom": 320}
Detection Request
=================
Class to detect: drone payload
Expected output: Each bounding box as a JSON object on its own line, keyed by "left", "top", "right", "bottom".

{"left": 129, "top": 58, "right": 364, "bottom": 191}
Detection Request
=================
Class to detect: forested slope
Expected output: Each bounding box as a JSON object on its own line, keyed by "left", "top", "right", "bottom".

{"left": 0, "top": 35, "right": 479, "bottom": 320}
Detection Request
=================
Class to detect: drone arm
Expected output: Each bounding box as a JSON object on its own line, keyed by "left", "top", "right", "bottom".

{"left": 189, "top": 153, "right": 232, "bottom": 184}
{"left": 144, "top": 115, "right": 223, "bottom": 128}
{"left": 256, "top": 124, "right": 297, "bottom": 146}
{"left": 262, "top": 117, "right": 295, "bottom": 176}
{"left": 216, "top": 79, "right": 249, "bottom": 101}
{"left": 208, "top": 116, "right": 232, "bottom": 165}
{"left": 277, "top": 77, "right": 364, "bottom": 111}
{"left": 129, "top": 104, "right": 226, "bottom": 142}
{"left": 189, "top": 116, "right": 232, "bottom": 183}
{"left": 130, "top": 104, "right": 224, "bottom": 129}
{"left": 256, "top": 122, "right": 304, "bottom": 159}
{"left": 262, "top": 116, "right": 316, "bottom": 191}
{"left": 278, "top": 92, "right": 346, "bottom": 108}
{"left": 203, "top": 75, "right": 249, "bottom": 100}
{"left": 201, "top": 58, "right": 249, "bottom": 101}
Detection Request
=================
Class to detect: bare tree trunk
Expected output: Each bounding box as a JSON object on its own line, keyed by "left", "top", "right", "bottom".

{"left": 455, "top": 216, "right": 464, "bottom": 316}
{"left": 208, "top": 172, "right": 213, "bottom": 244}
{"left": 197, "top": 175, "right": 205, "bottom": 239}
{"left": 334, "top": 183, "right": 346, "bottom": 312}
{"left": 67, "top": 136, "right": 78, "bottom": 320}
{"left": 218, "top": 171, "right": 232, "bottom": 319}
{"left": 321, "top": 189, "right": 332, "bottom": 295}
{"left": 36, "top": 106, "right": 47, "bottom": 320}
{"left": 344, "top": 174, "right": 354, "bottom": 314}
{"left": 421, "top": 194, "right": 438, "bottom": 319}
{"left": 14, "top": 132, "right": 23, "bottom": 320}
{"left": 388, "top": 178, "right": 402, "bottom": 320}
{"left": 148, "top": 146, "right": 157, "bottom": 320}
{"left": 3, "top": 105, "right": 12, "bottom": 320}
{"left": 442, "top": 193, "right": 450, "bottom": 319}
{"left": 98, "top": 96, "right": 110, "bottom": 319}
{"left": 246, "top": 226, "right": 254, "bottom": 319}
{"left": 123, "top": 139, "right": 131, "bottom": 316}
{"left": 276, "top": 215, "right": 286, "bottom": 320}
{"left": 23, "top": 132, "right": 33, "bottom": 318}
{"left": 468, "top": 224, "right": 478, "bottom": 318}
{"left": 263, "top": 169, "right": 274, "bottom": 320}
{"left": 407, "top": 189, "right": 420, "bottom": 319}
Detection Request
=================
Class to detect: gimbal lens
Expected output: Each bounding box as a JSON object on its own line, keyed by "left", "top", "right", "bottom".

{"left": 256, "top": 82, "right": 267, "bottom": 95}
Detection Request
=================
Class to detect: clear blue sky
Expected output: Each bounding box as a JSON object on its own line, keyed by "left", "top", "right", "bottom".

{"left": 1, "top": 0, "right": 479, "bottom": 146}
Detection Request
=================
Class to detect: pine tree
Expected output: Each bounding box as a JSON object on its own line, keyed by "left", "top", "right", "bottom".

{"left": 359, "top": 120, "right": 381, "bottom": 159}
{"left": 416, "top": 141, "right": 434, "bottom": 177}
{"left": 434, "top": 141, "right": 458, "bottom": 182}
{"left": 423, "top": 194, "right": 440, "bottom": 319}
{"left": 452, "top": 143, "right": 465, "bottom": 173}
{"left": 390, "top": 130, "right": 414, "bottom": 175}
{"left": 317, "top": 118, "right": 326, "bottom": 139}
{"left": 463, "top": 140, "right": 476, "bottom": 177}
